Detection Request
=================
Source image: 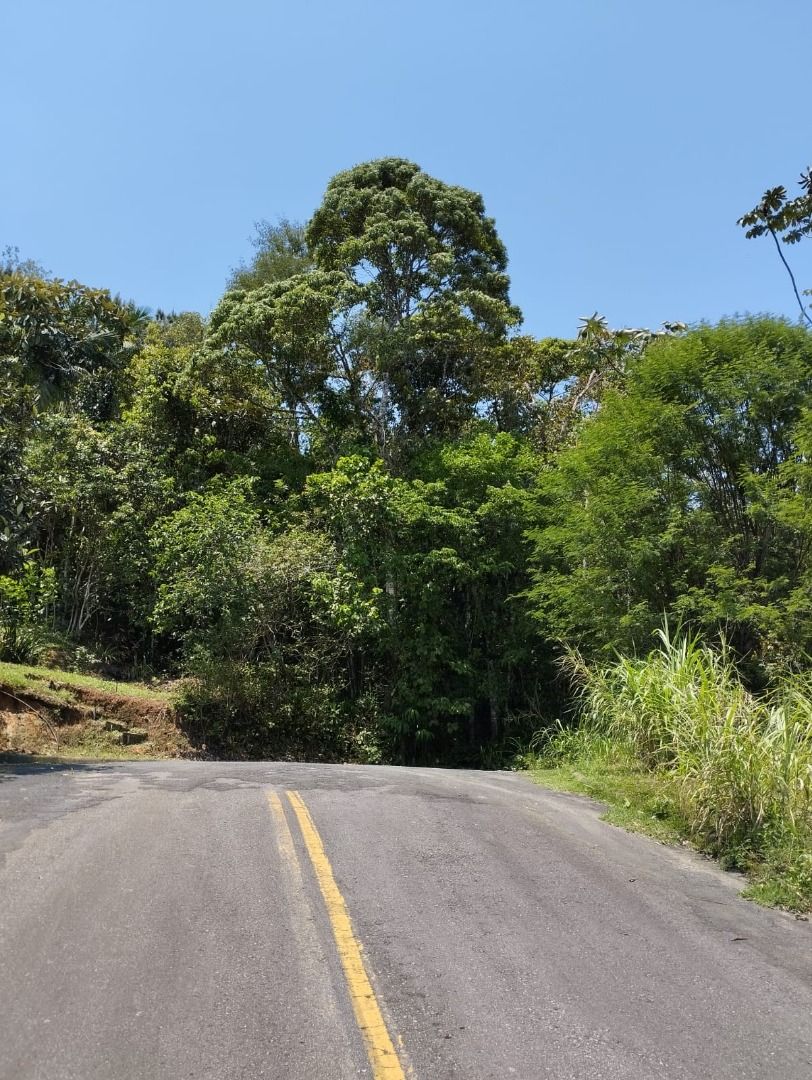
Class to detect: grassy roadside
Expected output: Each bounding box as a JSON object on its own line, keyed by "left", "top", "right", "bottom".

{"left": 532, "top": 755, "right": 687, "bottom": 847}
{"left": 525, "top": 632, "right": 812, "bottom": 915}
{"left": 0, "top": 661, "right": 191, "bottom": 760}
{"left": 531, "top": 749, "right": 812, "bottom": 914}
{"left": 0, "top": 660, "right": 171, "bottom": 703}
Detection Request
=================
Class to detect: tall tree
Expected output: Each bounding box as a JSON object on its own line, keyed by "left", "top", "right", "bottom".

{"left": 208, "top": 159, "right": 521, "bottom": 464}
{"left": 0, "top": 275, "right": 139, "bottom": 573}
{"left": 0, "top": 274, "right": 138, "bottom": 412}
{"left": 739, "top": 164, "right": 812, "bottom": 326}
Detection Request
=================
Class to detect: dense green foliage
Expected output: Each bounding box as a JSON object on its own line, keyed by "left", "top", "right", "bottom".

{"left": 2, "top": 157, "right": 812, "bottom": 780}
{"left": 530, "top": 319, "right": 812, "bottom": 675}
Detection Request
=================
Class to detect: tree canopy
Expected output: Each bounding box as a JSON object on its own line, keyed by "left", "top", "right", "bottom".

{"left": 2, "top": 158, "right": 811, "bottom": 762}
{"left": 209, "top": 158, "right": 522, "bottom": 465}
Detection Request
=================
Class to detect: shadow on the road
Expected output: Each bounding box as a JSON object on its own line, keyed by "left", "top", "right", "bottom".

{"left": 0, "top": 753, "right": 121, "bottom": 781}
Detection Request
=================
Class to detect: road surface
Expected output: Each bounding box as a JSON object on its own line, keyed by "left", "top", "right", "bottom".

{"left": 0, "top": 760, "right": 810, "bottom": 1079}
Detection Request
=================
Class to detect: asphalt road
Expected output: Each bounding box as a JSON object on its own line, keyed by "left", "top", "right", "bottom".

{"left": 0, "top": 761, "right": 810, "bottom": 1080}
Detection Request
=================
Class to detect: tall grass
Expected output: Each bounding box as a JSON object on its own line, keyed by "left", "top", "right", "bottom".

{"left": 545, "top": 627, "right": 812, "bottom": 906}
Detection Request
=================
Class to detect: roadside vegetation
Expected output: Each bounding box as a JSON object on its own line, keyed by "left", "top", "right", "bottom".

{"left": 532, "top": 630, "right": 812, "bottom": 911}
{"left": 0, "top": 661, "right": 188, "bottom": 759}
{"left": 0, "top": 660, "right": 171, "bottom": 703}
{"left": 1, "top": 158, "right": 811, "bottom": 905}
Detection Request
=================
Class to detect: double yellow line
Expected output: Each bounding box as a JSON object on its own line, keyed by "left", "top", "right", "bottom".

{"left": 267, "top": 790, "right": 407, "bottom": 1080}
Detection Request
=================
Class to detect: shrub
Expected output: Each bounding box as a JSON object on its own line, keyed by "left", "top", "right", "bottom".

{"left": 0, "top": 561, "right": 57, "bottom": 663}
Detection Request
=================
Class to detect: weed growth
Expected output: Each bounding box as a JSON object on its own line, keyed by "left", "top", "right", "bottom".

{"left": 536, "top": 628, "right": 812, "bottom": 910}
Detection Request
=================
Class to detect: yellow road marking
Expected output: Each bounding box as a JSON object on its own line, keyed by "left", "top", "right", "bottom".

{"left": 267, "top": 790, "right": 365, "bottom": 1070}
{"left": 266, "top": 790, "right": 303, "bottom": 879}
{"left": 286, "top": 790, "right": 407, "bottom": 1080}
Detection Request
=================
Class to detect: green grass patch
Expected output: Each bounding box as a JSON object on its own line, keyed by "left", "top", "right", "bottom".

{"left": 0, "top": 660, "right": 173, "bottom": 704}
{"left": 42, "top": 727, "right": 149, "bottom": 760}
{"left": 531, "top": 749, "right": 812, "bottom": 912}
{"left": 532, "top": 755, "right": 687, "bottom": 846}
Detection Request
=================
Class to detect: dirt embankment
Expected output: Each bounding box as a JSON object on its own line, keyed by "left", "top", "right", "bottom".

{"left": 0, "top": 671, "right": 193, "bottom": 759}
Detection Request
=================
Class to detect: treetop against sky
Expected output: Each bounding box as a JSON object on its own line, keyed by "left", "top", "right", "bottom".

{"left": 2, "top": 0, "right": 809, "bottom": 335}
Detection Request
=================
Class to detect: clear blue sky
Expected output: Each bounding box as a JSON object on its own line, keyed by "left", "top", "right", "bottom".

{"left": 3, "top": 0, "right": 809, "bottom": 339}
